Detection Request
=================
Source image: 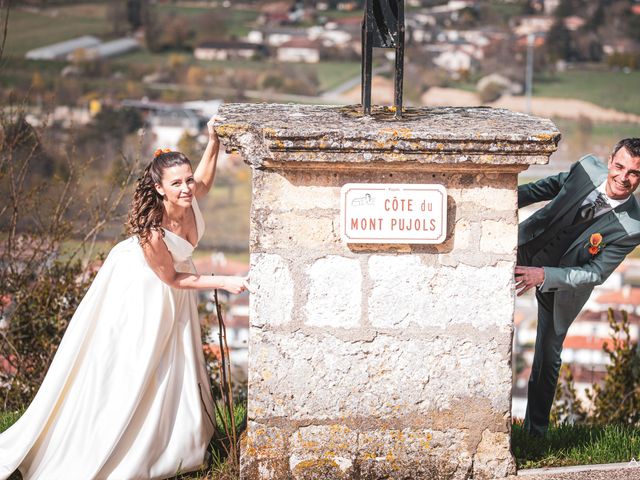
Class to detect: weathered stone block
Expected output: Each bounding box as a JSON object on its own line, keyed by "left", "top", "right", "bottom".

{"left": 472, "top": 430, "right": 516, "bottom": 479}
{"left": 248, "top": 331, "right": 512, "bottom": 421}
{"left": 289, "top": 425, "right": 358, "bottom": 479}
{"left": 250, "top": 254, "right": 294, "bottom": 327}
{"left": 253, "top": 170, "right": 341, "bottom": 211}
{"left": 462, "top": 185, "right": 517, "bottom": 210}
{"left": 452, "top": 218, "right": 472, "bottom": 250}
{"left": 240, "top": 422, "right": 289, "bottom": 480}
{"left": 368, "top": 256, "right": 514, "bottom": 331}
{"left": 480, "top": 220, "right": 518, "bottom": 255}
{"left": 358, "top": 428, "right": 472, "bottom": 480}
{"left": 252, "top": 209, "right": 340, "bottom": 251}
{"left": 305, "top": 256, "right": 361, "bottom": 329}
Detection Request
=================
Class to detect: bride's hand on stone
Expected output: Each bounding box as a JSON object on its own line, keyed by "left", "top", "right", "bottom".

{"left": 207, "top": 115, "right": 225, "bottom": 145}
{"left": 220, "top": 275, "right": 250, "bottom": 294}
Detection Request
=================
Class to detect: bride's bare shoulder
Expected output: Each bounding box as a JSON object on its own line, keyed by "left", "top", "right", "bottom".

{"left": 141, "top": 229, "right": 168, "bottom": 254}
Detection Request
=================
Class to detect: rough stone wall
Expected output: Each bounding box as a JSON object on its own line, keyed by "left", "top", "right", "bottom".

{"left": 217, "top": 104, "right": 559, "bottom": 480}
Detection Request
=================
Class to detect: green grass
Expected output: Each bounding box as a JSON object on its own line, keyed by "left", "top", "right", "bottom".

{"left": 311, "top": 61, "right": 361, "bottom": 92}
{"left": 488, "top": 0, "right": 528, "bottom": 22}
{"left": 533, "top": 68, "right": 640, "bottom": 116}
{"left": 512, "top": 421, "right": 640, "bottom": 469}
{"left": 0, "top": 410, "right": 23, "bottom": 433}
{"left": 2, "top": 4, "right": 111, "bottom": 57}
{"left": 551, "top": 118, "right": 640, "bottom": 154}
{"left": 155, "top": 4, "right": 260, "bottom": 38}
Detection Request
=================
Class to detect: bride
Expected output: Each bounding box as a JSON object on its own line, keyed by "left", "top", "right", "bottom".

{"left": 0, "top": 117, "right": 249, "bottom": 480}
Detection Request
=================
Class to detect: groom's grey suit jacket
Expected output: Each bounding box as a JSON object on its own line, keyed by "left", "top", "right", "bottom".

{"left": 518, "top": 154, "right": 640, "bottom": 335}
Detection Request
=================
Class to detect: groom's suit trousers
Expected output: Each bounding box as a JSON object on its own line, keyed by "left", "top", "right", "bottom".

{"left": 517, "top": 247, "right": 566, "bottom": 436}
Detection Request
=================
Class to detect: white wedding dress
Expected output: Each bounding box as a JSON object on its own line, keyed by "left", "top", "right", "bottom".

{"left": 0, "top": 199, "right": 215, "bottom": 480}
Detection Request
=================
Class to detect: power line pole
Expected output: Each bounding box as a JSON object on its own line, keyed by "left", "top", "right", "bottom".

{"left": 525, "top": 33, "right": 534, "bottom": 115}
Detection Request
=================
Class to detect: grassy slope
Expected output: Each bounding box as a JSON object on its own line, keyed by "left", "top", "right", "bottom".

{"left": 3, "top": 5, "right": 111, "bottom": 57}
{"left": 0, "top": 410, "right": 22, "bottom": 433}
{"left": 533, "top": 69, "right": 640, "bottom": 116}
{"left": 513, "top": 422, "right": 640, "bottom": 469}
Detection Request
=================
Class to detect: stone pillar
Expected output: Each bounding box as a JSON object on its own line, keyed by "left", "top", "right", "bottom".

{"left": 218, "top": 104, "right": 559, "bottom": 480}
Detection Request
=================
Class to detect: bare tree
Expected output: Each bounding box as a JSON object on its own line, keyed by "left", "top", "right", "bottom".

{"left": 0, "top": 101, "right": 142, "bottom": 410}
{"left": 0, "top": 0, "right": 11, "bottom": 63}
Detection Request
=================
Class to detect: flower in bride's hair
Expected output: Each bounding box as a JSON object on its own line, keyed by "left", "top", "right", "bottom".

{"left": 154, "top": 148, "right": 172, "bottom": 158}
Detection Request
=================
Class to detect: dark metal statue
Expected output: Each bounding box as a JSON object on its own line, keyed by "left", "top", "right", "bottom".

{"left": 361, "top": 0, "right": 405, "bottom": 118}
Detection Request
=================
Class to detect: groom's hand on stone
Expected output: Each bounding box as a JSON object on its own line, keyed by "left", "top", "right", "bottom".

{"left": 515, "top": 266, "right": 545, "bottom": 296}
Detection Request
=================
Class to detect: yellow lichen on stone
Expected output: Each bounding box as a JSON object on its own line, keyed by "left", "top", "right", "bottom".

{"left": 215, "top": 123, "right": 248, "bottom": 137}
{"left": 291, "top": 458, "right": 343, "bottom": 476}
{"left": 534, "top": 133, "right": 557, "bottom": 141}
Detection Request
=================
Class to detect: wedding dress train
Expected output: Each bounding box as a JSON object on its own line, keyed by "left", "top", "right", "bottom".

{"left": 0, "top": 199, "right": 214, "bottom": 480}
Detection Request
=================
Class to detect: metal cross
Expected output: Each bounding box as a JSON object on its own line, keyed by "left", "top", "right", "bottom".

{"left": 361, "top": 0, "right": 405, "bottom": 118}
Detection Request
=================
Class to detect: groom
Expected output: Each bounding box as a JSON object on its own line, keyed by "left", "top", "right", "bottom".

{"left": 515, "top": 138, "right": 640, "bottom": 436}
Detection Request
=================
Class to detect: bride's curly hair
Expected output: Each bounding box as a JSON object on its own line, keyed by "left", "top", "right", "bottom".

{"left": 126, "top": 150, "right": 192, "bottom": 246}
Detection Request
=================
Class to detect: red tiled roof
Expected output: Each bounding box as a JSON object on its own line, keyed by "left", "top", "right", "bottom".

{"left": 576, "top": 309, "right": 640, "bottom": 324}
{"left": 280, "top": 38, "right": 320, "bottom": 49}
{"left": 596, "top": 287, "right": 640, "bottom": 305}
{"left": 332, "top": 16, "right": 362, "bottom": 26}
{"left": 260, "top": 1, "right": 292, "bottom": 14}
{"left": 563, "top": 335, "right": 615, "bottom": 351}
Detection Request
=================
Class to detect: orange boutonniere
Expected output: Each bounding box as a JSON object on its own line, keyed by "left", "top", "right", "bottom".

{"left": 586, "top": 233, "right": 604, "bottom": 256}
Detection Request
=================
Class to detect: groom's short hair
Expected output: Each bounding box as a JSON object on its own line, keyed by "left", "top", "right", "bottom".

{"left": 612, "top": 138, "right": 640, "bottom": 158}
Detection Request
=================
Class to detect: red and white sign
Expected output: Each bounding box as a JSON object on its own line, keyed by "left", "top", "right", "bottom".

{"left": 340, "top": 183, "right": 447, "bottom": 244}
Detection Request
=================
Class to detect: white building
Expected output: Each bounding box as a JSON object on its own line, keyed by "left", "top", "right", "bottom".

{"left": 277, "top": 38, "right": 321, "bottom": 63}
{"left": 194, "top": 41, "right": 264, "bottom": 61}
{"left": 68, "top": 38, "right": 140, "bottom": 61}
{"left": 433, "top": 48, "right": 475, "bottom": 73}
{"left": 26, "top": 35, "right": 101, "bottom": 60}
{"left": 148, "top": 109, "right": 201, "bottom": 150}
{"left": 248, "top": 27, "right": 308, "bottom": 47}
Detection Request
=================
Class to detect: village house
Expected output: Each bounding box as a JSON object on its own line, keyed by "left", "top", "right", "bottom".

{"left": 511, "top": 15, "right": 555, "bottom": 37}
{"left": 193, "top": 41, "right": 265, "bottom": 61}
{"left": 246, "top": 26, "right": 308, "bottom": 47}
{"left": 432, "top": 47, "right": 476, "bottom": 73}
{"left": 277, "top": 38, "right": 321, "bottom": 63}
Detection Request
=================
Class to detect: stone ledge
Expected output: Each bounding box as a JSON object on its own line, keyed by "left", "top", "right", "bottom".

{"left": 217, "top": 104, "right": 560, "bottom": 169}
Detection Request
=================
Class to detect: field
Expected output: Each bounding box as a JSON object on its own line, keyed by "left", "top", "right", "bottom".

{"left": 2, "top": 4, "right": 111, "bottom": 57}
{"left": 1, "top": 3, "right": 260, "bottom": 57}
{"left": 155, "top": 3, "right": 260, "bottom": 38}
{"left": 449, "top": 67, "right": 640, "bottom": 117}
{"left": 533, "top": 68, "right": 640, "bottom": 116}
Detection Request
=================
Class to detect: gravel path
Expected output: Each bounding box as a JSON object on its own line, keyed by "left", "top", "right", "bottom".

{"left": 509, "top": 462, "right": 640, "bottom": 479}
